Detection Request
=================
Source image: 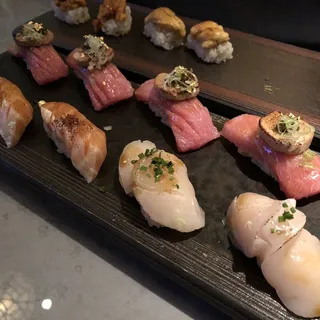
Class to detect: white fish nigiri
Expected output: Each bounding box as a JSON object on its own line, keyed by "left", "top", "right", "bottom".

{"left": 226, "top": 193, "right": 298, "bottom": 258}
{"left": 261, "top": 229, "right": 320, "bottom": 318}
{"left": 119, "top": 140, "right": 156, "bottom": 195}
{"left": 118, "top": 140, "right": 205, "bottom": 232}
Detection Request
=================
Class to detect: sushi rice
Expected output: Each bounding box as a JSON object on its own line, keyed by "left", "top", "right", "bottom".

{"left": 144, "top": 22, "right": 184, "bottom": 50}
{"left": 101, "top": 6, "right": 132, "bottom": 36}
{"left": 186, "top": 34, "right": 234, "bottom": 64}
{"left": 52, "top": 2, "right": 90, "bottom": 25}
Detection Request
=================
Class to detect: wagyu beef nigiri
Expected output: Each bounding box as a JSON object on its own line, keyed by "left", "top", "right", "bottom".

{"left": 135, "top": 66, "right": 220, "bottom": 152}
{"left": 119, "top": 140, "right": 205, "bottom": 232}
{"left": 67, "top": 35, "right": 134, "bottom": 111}
{"left": 221, "top": 113, "right": 319, "bottom": 199}
{"left": 39, "top": 101, "right": 107, "bottom": 183}
{"left": 9, "top": 21, "right": 68, "bottom": 85}
{"left": 227, "top": 193, "right": 320, "bottom": 318}
{"left": 0, "top": 77, "right": 33, "bottom": 148}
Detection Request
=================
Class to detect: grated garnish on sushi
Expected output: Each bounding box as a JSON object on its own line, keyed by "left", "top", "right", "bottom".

{"left": 67, "top": 35, "right": 133, "bottom": 111}
{"left": 8, "top": 21, "right": 68, "bottom": 85}
{"left": 135, "top": 69, "right": 220, "bottom": 152}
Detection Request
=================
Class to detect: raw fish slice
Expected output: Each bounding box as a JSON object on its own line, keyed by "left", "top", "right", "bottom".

{"left": 119, "top": 141, "right": 205, "bottom": 232}
{"left": 135, "top": 79, "right": 220, "bottom": 153}
{"left": 261, "top": 229, "right": 320, "bottom": 318}
{"left": 40, "top": 101, "right": 107, "bottom": 183}
{"left": 119, "top": 140, "right": 156, "bottom": 195}
{"left": 0, "top": 77, "right": 33, "bottom": 148}
{"left": 226, "top": 193, "right": 293, "bottom": 258}
{"left": 8, "top": 44, "right": 68, "bottom": 85}
{"left": 255, "top": 207, "right": 306, "bottom": 264}
{"left": 67, "top": 51, "right": 134, "bottom": 111}
{"left": 222, "top": 114, "right": 320, "bottom": 199}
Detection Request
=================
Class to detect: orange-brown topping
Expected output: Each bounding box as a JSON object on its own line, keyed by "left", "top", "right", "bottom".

{"left": 190, "top": 21, "right": 229, "bottom": 48}
{"left": 93, "top": 0, "right": 127, "bottom": 32}
{"left": 145, "top": 7, "right": 186, "bottom": 37}
{"left": 54, "top": 0, "right": 87, "bottom": 11}
{"left": 54, "top": 0, "right": 87, "bottom": 12}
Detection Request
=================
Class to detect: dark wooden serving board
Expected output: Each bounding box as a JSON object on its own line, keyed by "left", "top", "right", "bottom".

{"left": 25, "top": 1, "right": 320, "bottom": 134}
{"left": 1, "top": 50, "right": 320, "bottom": 320}
{"left": 5, "top": 3, "right": 320, "bottom": 320}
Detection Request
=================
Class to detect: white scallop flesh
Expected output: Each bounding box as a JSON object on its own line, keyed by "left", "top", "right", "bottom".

{"left": 261, "top": 229, "right": 320, "bottom": 318}
{"left": 255, "top": 206, "right": 306, "bottom": 264}
{"left": 118, "top": 140, "right": 156, "bottom": 195}
{"left": 226, "top": 193, "right": 296, "bottom": 258}
{"left": 131, "top": 149, "right": 205, "bottom": 232}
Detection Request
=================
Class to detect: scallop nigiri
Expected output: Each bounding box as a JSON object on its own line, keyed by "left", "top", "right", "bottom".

{"left": 119, "top": 140, "right": 205, "bottom": 232}
{"left": 227, "top": 193, "right": 305, "bottom": 261}
{"left": 39, "top": 101, "right": 107, "bottom": 183}
{"left": 261, "top": 229, "right": 320, "bottom": 318}
{"left": 226, "top": 192, "right": 320, "bottom": 318}
{"left": 0, "top": 77, "right": 33, "bottom": 148}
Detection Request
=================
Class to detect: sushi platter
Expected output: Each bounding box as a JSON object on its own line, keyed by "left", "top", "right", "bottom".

{"left": 1, "top": 1, "right": 320, "bottom": 320}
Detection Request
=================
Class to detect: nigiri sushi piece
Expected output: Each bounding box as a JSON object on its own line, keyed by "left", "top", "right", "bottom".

{"left": 227, "top": 192, "right": 320, "bottom": 318}
{"left": 227, "top": 193, "right": 305, "bottom": 262}
{"left": 52, "top": 0, "right": 90, "bottom": 25}
{"left": 119, "top": 140, "right": 205, "bottom": 232}
{"left": 8, "top": 22, "right": 68, "bottom": 86}
{"left": 221, "top": 113, "right": 320, "bottom": 199}
{"left": 39, "top": 101, "right": 107, "bottom": 183}
{"left": 92, "top": 0, "right": 132, "bottom": 36}
{"left": 186, "top": 21, "right": 233, "bottom": 64}
{"left": 0, "top": 77, "right": 33, "bottom": 148}
{"left": 135, "top": 66, "right": 220, "bottom": 152}
{"left": 261, "top": 229, "right": 320, "bottom": 318}
{"left": 144, "top": 7, "right": 186, "bottom": 50}
{"left": 67, "top": 35, "right": 134, "bottom": 111}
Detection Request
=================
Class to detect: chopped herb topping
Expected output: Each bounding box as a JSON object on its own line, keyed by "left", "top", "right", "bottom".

{"left": 282, "top": 202, "right": 288, "bottom": 208}
{"left": 270, "top": 228, "right": 275, "bottom": 234}
{"left": 278, "top": 211, "right": 294, "bottom": 222}
{"left": 83, "top": 35, "right": 113, "bottom": 71}
{"left": 299, "top": 149, "right": 316, "bottom": 169}
{"left": 290, "top": 207, "right": 296, "bottom": 213}
{"left": 276, "top": 113, "right": 300, "bottom": 135}
{"left": 163, "top": 66, "right": 199, "bottom": 95}
{"left": 176, "top": 184, "right": 180, "bottom": 189}
{"left": 20, "top": 21, "right": 48, "bottom": 42}
{"left": 130, "top": 148, "right": 177, "bottom": 187}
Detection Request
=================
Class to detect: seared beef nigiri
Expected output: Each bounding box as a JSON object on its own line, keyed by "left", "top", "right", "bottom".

{"left": 227, "top": 192, "right": 320, "bottom": 318}
{"left": 119, "top": 140, "right": 205, "bottom": 232}
{"left": 67, "top": 35, "right": 133, "bottom": 111}
{"left": 39, "top": 101, "right": 107, "bottom": 183}
{"left": 9, "top": 21, "right": 68, "bottom": 85}
{"left": 0, "top": 77, "right": 33, "bottom": 148}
